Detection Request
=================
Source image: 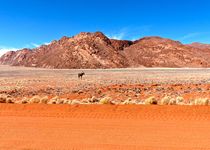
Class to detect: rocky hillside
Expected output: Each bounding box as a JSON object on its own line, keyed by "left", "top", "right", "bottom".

{"left": 187, "top": 42, "right": 210, "bottom": 50}
{"left": 123, "top": 37, "right": 210, "bottom": 67}
{"left": 1, "top": 32, "right": 210, "bottom": 68}
{"left": 0, "top": 32, "right": 131, "bottom": 69}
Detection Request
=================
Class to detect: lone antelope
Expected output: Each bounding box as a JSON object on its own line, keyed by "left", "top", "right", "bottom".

{"left": 78, "top": 71, "right": 85, "bottom": 79}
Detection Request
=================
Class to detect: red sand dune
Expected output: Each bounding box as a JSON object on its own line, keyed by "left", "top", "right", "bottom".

{"left": 0, "top": 104, "right": 210, "bottom": 150}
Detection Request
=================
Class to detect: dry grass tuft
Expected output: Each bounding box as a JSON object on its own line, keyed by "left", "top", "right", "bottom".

{"left": 194, "top": 98, "right": 209, "bottom": 106}
{"left": 56, "top": 99, "right": 64, "bottom": 104}
{"left": 48, "top": 96, "right": 59, "bottom": 104}
{"left": 19, "top": 97, "right": 30, "bottom": 104}
{"left": 99, "top": 97, "right": 112, "bottom": 104}
{"left": 89, "top": 96, "right": 99, "bottom": 103}
{"left": 122, "top": 98, "right": 135, "bottom": 105}
{"left": 71, "top": 100, "right": 81, "bottom": 105}
{"left": 67, "top": 100, "right": 73, "bottom": 104}
{"left": 0, "top": 94, "right": 9, "bottom": 103}
{"left": 40, "top": 96, "right": 49, "bottom": 104}
{"left": 48, "top": 100, "right": 57, "bottom": 104}
{"left": 145, "top": 96, "right": 158, "bottom": 105}
{"left": 29, "top": 96, "right": 41, "bottom": 104}
{"left": 160, "top": 96, "right": 171, "bottom": 105}
{"left": 0, "top": 94, "right": 14, "bottom": 104}
{"left": 6, "top": 98, "right": 14, "bottom": 104}
{"left": 176, "top": 96, "right": 184, "bottom": 105}
{"left": 81, "top": 99, "right": 90, "bottom": 104}
{"left": 63, "top": 99, "right": 71, "bottom": 104}
{"left": 160, "top": 96, "right": 176, "bottom": 105}
{"left": 169, "top": 98, "right": 176, "bottom": 105}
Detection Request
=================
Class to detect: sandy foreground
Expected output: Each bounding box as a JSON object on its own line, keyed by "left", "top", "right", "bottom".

{"left": 0, "top": 104, "right": 210, "bottom": 150}
{"left": 1, "top": 66, "right": 210, "bottom": 149}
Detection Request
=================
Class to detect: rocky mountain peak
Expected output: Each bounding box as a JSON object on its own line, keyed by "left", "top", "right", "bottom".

{"left": 1, "top": 32, "right": 210, "bottom": 68}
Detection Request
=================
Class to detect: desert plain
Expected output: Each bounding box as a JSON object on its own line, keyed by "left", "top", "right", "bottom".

{"left": 0, "top": 65, "right": 210, "bottom": 149}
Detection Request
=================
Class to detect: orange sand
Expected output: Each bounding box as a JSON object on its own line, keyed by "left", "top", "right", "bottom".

{"left": 0, "top": 104, "right": 210, "bottom": 150}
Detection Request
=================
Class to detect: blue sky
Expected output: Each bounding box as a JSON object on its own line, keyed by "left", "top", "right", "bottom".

{"left": 0, "top": 0, "right": 210, "bottom": 54}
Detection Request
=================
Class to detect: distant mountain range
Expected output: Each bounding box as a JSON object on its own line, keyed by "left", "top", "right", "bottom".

{"left": 1, "top": 32, "right": 210, "bottom": 68}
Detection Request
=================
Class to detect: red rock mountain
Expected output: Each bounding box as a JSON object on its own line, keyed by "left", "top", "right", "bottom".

{"left": 1, "top": 32, "right": 210, "bottom": 68}
{"left": 123, "top": 37, "right": 210, "bottom": 67}
{"left": 187, "top": 42, "right": 210, "bottom": 50}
